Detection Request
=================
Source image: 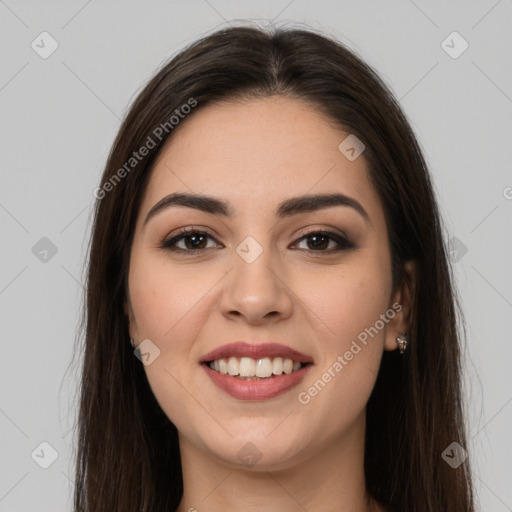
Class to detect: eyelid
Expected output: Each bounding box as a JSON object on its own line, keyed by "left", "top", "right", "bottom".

{"left": 160, "top": 226, "right": 221, "bottom": 250}
{"left": 295, "top": 226, "right": 350, "bottom": 242}
{"left": 292, "top": 227, "right": 355, "bottom": 251}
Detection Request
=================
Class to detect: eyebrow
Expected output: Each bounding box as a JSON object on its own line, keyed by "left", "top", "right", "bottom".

{"left": 144, "top": 192, "right": 371, "bottom": 226}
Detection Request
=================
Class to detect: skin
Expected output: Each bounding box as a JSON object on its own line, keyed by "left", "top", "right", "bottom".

{"left": 125, "top": 96, "right": 415, "bottom": 512}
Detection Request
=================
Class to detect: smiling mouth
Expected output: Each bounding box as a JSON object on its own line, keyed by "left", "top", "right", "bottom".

{"left": 204, "top": 356, "right": 311, "bottom": 380}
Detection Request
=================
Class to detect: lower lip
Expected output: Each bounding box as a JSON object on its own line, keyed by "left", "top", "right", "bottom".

{"left": 202, "top": 363, "right": 312, "bottom": 400}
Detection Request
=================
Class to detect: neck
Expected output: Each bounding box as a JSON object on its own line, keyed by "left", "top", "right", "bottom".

{"left": 175, "top": 410, "right": 385, "bottom": 512}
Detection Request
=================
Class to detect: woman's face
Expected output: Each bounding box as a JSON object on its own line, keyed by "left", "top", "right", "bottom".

{"left": 126, "top": 96, "right": 411, "bottom": 470}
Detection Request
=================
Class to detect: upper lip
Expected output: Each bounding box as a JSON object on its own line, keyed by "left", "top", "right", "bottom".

{"left": 200, "top": 342, "right": 314, "bottom": 364}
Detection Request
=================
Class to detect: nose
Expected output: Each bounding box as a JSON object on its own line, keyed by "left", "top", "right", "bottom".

{"left": 219, "top": 244, "right": 294, "bottom": 325}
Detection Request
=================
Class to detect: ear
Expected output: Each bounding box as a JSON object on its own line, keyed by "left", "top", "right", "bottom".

{"left": 384, "top": 260, "right": 417, "bottom": 351}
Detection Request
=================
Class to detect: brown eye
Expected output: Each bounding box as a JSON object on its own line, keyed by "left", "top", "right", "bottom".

{"left": 293, "top": 230, "right": 355, "bottom": 253}
{"left": 161, "top": 229, "right": 219, "bottom": 253}
{"left": 304, "top": 233, "right": 330, "bottom": 250}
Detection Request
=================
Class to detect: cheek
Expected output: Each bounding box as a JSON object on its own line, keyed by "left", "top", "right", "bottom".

{"left": 128, "top": 257, "right": 221, "bottom": 434}
{"left": 294, "top": 254, "right": 391, "bottom": 417}
{"left": 128, "top": 255, "right": 219, "bottom": 344}
{"left": 304, "top": 258, "right": 391, "bottom": 350}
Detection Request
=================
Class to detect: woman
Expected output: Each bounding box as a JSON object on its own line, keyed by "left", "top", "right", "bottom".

{"left": 74, "top": 25, "right": 475, "bottom": 511}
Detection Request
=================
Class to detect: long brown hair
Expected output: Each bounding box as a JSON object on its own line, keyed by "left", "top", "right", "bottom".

{"left": 71, "top": 24, "right": 475, "bottom": 511}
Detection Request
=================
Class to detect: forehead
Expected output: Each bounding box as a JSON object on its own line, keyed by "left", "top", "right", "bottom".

{"left": 141, "top": 96, "right": 381, "bottom": 221}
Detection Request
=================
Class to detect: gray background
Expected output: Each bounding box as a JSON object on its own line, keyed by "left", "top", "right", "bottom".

{"left": 0, "top": 1, "right": 511, "bottom": 510}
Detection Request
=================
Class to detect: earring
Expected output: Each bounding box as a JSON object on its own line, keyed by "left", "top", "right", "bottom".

{"left": 130, "top": 337, "right": 135, "bottom": 348}
{"left": 396, "top": 332, "right": 408, "bottom": 354}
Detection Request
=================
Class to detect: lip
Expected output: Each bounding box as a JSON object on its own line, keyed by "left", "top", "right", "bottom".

{"left": 199, "top": 341, "right": 314, "bottom": 364}
{"left": 202, "top": 362, "right": 313, "bottom": 400}
{"left": 199, "top": 341, "right": 313, "bottom": 401}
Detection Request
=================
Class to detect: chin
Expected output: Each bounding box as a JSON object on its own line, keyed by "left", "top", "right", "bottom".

{"left": 197, "top": 426, "right": 313, "bottom": 471}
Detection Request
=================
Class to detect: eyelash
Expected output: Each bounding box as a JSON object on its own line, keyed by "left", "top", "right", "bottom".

{"left": 159, "top": 227, "right": 356, "bottom": 255}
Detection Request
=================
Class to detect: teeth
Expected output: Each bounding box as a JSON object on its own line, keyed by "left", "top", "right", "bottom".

{"left": 219, "top": 358, "right": 228, "bottom": 374}
{"left": 227, "top": 357, "right": 239, "bottom": 376}
{"left": 239, "top": 357, "right": 256, "bottom": 377}
{"left": 208, "top": 356, "right": 304, "bottom": 377}
{"left": 283, "top": 358, "right": 293, "bottom": 374}
{"left": 272, "top": 357, "right": 283, "bottom": 375}
{"left": 256, "top": 357, "right": 273, "bottom": 377}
